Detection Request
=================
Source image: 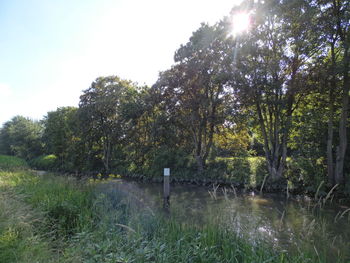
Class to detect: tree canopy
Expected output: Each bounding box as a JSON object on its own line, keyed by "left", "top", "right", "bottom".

{"left": 1, "top": 0, "right": 350, "bottom": 194}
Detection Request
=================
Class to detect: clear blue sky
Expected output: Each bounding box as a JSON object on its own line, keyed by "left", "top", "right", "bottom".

{"left": 0, "top": 0, "right": 242, "bottom": 126}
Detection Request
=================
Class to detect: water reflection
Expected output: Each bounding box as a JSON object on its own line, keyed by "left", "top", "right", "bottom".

{"left": 98, "top": 179, "right": 350, "bottom": 260}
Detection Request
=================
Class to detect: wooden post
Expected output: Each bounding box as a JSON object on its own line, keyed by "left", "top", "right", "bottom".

{"left": 163, "top": 168, "right": 170, "bottom": 208}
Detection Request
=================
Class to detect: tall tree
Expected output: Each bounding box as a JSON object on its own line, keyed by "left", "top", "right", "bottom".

{"left": 78, "top": 76, "right": 137, "bottom": 173}
{"left": 317, "top": 0, "right": 350, "bottom": 185}
{"left": 233, "top": 0, "right": 318, "bottom": 179}
{"left": 331, "top": 0, "right": 350, "bottom": 185}
{"left": 0, "top": 116, "right": 43, "bottom": 160}
{"left": 43, "top": 107, "right": 81, "bottom": 170}
{"left": 154, "top": 23, "right": 235, "bottom": 172}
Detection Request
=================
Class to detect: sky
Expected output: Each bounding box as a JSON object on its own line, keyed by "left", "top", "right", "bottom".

{"left": 0, "top": 0, "right": 243, "bottom": 126}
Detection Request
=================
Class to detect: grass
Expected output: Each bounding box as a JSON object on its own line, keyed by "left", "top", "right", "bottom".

{"left": 0, "top": 155, "right": 348, "bottom": 262}
{"left": 0, "top": 182, "right": 56, "bottom": 262}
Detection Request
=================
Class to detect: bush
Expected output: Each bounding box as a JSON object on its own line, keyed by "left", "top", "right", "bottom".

{"left": 247, "top": 157, "right": 269, "bottom": 187}
{"left": 0, "top": 155, "right": 28, "bottom": 170}
{"left": 29, "top": 154, "right": 58, "bottom": 170}
{"left": 210, "top": 157, "right": 268, "bottom": 187}
{"left": 285, "top": 157, "right": 326, "bottom": 193}
{"left": 142, "top": 147, "right": 193, "bottom": 178}
{"left": 225, "top": 157, "right": 251, "bottom": 184}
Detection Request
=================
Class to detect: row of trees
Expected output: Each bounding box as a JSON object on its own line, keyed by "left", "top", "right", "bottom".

{"left": 0, "top": 0, "right": 349, "bottom": 190}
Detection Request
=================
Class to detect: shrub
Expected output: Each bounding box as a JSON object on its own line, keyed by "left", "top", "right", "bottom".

{"left": 143, "top": 147, "right": 193, "bottom": 177}
{"left": 29, "top": 154, "right": 58, "bottom": 170}
{"left": 210, "top": 157, "right": 268, "bottom": 187}
{"left": 225, "top": 157, "right": 251, "bottom": 184}
{"left": 285, "top": 157, "right": 326, "bottom": 193}
{"left": 0, "top": 155, "right": 28, "bottom": 170}
{"left": 247, "top": 157, "right": 269, "bottom": 187}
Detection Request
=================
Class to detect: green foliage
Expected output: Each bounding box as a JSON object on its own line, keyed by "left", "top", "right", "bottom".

{"left": 79, "top": 76, "right": 139, "bottom": 173}
{"left": 225, "top": 158, "right": 251, "bottom": 184}
{"left": 0, "top": 116, "right": 44, "bottom": 160}
{"left": 212, "top": 126, "right": 251, "bottom": 157}
{"left": 2, "top": 1, "right": 350, "bottom": 260}
{"left": 207, "top": 157, "right": 268, "bottom": 187}
{"left": 142, "top": 147, "right": 193, "bottom": 177}
{"left": 232, "top": 0, "right": 320, "bottom": 180}
{"left": 29, "top": 154, "right": 58, "bottom": 171}
{"left": 1, "top": 0, "right": 350, "bottom": 193}
{"left": 154, "top": 22, "right": 235, "bottom": 172}
{"left": 42, "top": 107, "right": 84, "bottom": 172}
{"left": 0, "top": 155, "right": 28, "bottom": 170}
{"left": 286, "top": 157, "right": 327, "bottom": 193}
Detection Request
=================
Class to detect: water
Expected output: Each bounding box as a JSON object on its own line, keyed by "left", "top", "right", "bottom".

{"left": 98, "top": 179, "right": 350, "bottom": 260}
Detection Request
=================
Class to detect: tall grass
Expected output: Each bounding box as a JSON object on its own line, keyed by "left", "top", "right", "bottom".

{"left": 0, "top": 182, "right": 57, "bottom": 262}
{"left": 1, "top": 171, "right": 94, "bottom": 237}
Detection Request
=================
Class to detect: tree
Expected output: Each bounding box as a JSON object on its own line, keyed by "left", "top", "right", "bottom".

{"left": 78, "top": 76, "right": 137, "bottom": 173}
{"left": 331, "top": 0, "right": 350, "bottom": 185}
{"left": 304, "top": 0, "right": 350, "bottom": 186}
{"left": 42, "top": 107, "right": 81, "bottom": 171}
{"left": 233, "top": 0, "right": 318, "bottom": 179}
{"left": 154, "top": 22, "right": 235, "bottom": 172}
{"left": 0, "top": 116, "right": 43, "bottom": 160}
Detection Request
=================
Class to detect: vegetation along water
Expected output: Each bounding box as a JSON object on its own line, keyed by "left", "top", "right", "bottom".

{"left": 1, "top": 0, "right": 350, "bottom": 262}
{"left": 0, "top": 156, "right": 350, "bottom": 262}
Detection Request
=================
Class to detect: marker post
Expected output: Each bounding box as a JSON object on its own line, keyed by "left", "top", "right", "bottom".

{"left": 163, "top": 168, "right": 170, "bottom": 208}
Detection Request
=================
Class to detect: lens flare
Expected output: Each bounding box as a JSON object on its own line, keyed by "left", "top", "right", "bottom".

{"left": 232, "top": 12, "right": 250, "bottom": 35}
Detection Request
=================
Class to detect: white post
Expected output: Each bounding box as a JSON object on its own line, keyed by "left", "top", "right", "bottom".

{"left": 163, "top": 168, "right": 170, "bottom": 208}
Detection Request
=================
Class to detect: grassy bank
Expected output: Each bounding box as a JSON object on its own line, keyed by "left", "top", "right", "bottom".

{"left": 0, "top": 155, "right": 346, "bottom": 262}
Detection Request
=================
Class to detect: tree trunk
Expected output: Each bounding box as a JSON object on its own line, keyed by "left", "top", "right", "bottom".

{"left": 327, "top": 40, "right": 337, "bottom": 185}
{"left": 327, "top": 86, "right": 335, "bottom": 185}
{"left": 202, "top": 100, "right": 217, "bottom": 170}
{"left": 334, "top": 45, "right": 349, "bottom": 185}
{"left": 103, "top": 137, "right": 111, "bottom": 173}
{"left": 267, "top": 161, "right": 279, "bottom": 180}
{"left": 256, "top": 99, "right": 283, "bottom": 180}
{"left": 331, "top": 0, "right": 350, "bottom": 185}
{"left": 195, "top": 155, "right": 204, "bottom": 172}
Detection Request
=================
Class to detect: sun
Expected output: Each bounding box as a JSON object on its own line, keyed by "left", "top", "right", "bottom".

{"left": 231, "top": 12, "right": 250, "bottom": 36}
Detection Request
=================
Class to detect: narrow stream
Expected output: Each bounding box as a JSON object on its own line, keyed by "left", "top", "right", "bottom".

{"left": 97, "top": 179, "right": 350, "bottom": 261}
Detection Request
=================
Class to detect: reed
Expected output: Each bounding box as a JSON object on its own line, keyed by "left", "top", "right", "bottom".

{"left": 231, "top": 184, "right": 238, "bottom": 198}
{"left": 222, "top": 187, "right": 229, "bottom": 200}
{"left": 314, "top": 180, "right": 324, "bottom": 200}
{"left": 208, "top": 184, "right": 219, "bottom": 200}
{"left": 334, "top": 208, "right": 350, "bottom": 223}
{"left": 259, "top": 174, "right": 268, "bottom": 194}
{"left": 323, "top": 184, "right": 339, "bottom": 205}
